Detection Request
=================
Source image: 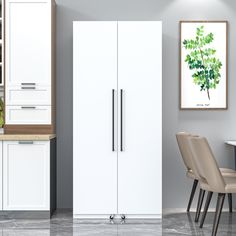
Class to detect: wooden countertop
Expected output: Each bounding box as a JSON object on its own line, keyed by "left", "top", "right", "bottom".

{"left": 0, "top": 134, "right": 56, "bottom": 140}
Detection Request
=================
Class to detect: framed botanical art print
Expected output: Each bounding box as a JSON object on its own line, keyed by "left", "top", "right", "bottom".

{"left": 180, "top": 21, "right": 228, "bottom": 109}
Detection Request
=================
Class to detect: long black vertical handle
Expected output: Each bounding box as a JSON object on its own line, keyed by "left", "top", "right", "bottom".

{"left": 120, "top": 89, "right": 123, "bottom": 152}
{"left": 112, "top": 89, "right": 115, "bottom": 151}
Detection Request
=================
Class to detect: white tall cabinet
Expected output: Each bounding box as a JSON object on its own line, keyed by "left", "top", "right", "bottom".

{"left": 4, "top": 0, "right": 55, "bottom": 133}
{"left": 73, "top": 21, "right": 162, "bottom": 218}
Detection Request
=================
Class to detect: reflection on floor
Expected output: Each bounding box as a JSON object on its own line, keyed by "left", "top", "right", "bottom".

{"left": 2, "top": 210, "right": 235, "bottom": 235}
{"left": 163, "top": 212, "right": 236, "bottom": 236}
{"left": 0, "top": 210, "right": 162, "bottom": 236}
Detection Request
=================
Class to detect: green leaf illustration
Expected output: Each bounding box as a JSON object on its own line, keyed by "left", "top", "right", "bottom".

{"left": 183, "top": 25, "right": 222, "bottom": 100}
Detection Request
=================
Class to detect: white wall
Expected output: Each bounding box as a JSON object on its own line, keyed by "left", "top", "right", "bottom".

{"left": 56, "top": 0, "right": 236, "bottom": 209}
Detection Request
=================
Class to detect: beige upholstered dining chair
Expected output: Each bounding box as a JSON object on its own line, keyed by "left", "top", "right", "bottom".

{"left": 189, "top": 136, "right": 236, "bottom": 236}
{"left": 176, "top": 132, "right": 235, "bottom": 221}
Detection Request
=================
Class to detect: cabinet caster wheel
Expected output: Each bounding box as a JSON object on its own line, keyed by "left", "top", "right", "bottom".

{"left": 109, "top": 214, "right": 115, "bottom": 220}
{"left": 121, "top": 214, "right": 125, "bottom": 220}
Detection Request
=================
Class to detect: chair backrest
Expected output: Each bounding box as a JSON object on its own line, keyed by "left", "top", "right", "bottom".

{"left": 176, "top": 132, "right": 194, "bottom": 171}
{"left": 189, "top": 136, "right": 225, "bottom": 192}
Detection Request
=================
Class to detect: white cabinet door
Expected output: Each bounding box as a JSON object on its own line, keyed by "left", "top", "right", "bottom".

{"left": 118, "top": 22, "right": 162, "bottom": 216}
{"left": 5, "top": 0, "right": 51, "bottom": 87}
{"left": 0, "top": 142, "right": 2, "bottom": 211}
{"left": 6, "top": 105, "right": 51, "bottom": 124}
{"left": 73, "top": 21, "right": 118, "bottom": 216}
{"left": 3, "top": 141, "right": 50, "bottom": 210}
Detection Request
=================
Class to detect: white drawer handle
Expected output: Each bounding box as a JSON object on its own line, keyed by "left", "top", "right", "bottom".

{"left": 18, "top": 141, "right": 34, "bottom": 144}
{"left": 21, "top": 106, "right": 36, "bottom": 109}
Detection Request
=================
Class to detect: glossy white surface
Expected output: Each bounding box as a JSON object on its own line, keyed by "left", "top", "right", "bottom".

{"left": 6, "top": 105, "right": 51, "bottom": 124}
{"left": 3, "top": 141, "right": 50, "bottom": 210}
{"left": 73, "top": 21, "right": 118, "bottom": 215}
{"left": 73, "top": 21, "right": 162, "bottom": 218}
{"left": 117, "top": 21, "right": 162, "bottom": 215}
{"left": 5, "top": 0, "right": 52, "bottom": 126}
{"left": 5, "top": 0, "right": 51, "bottom": 87}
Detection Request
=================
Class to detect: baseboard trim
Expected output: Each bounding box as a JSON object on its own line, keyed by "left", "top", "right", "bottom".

{"left": 0, "top": 211, "right": 51, "bottom": 219}
{"left": 163, "top": 208, "right": 232, "bottom": 215}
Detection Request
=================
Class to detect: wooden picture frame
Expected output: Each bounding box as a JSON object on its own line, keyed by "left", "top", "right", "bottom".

{"left": 180, "top": 21, "right": 228, "bottom": 110}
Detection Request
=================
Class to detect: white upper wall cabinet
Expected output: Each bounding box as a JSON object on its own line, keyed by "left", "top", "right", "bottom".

{"left": 5, "top": 0, "right": 51, "bottom": 87}
{"left": 4, "top": 0, "right": 56, "bottom": 133}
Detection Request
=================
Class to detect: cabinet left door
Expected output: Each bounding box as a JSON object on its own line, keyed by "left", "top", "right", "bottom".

{"left": 73, "top": 21, "right": 118, "bottom": 216}
{"left": 3, "top": 141, "right": 50, "bottom": 210}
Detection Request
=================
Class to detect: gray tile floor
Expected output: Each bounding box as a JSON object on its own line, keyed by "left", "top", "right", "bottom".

{"left": 0, "top": 210, "right": 162, "bottom": 235}
{"left": 163, "top": 212, "right": 236, "bottom": 236}
{"left": 1, "top": 210, "right": 236, "bottom": 235}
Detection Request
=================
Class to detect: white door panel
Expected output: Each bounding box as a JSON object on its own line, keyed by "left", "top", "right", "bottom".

{"left": 73, "top": 21, "right": 118, "bottom": 215}
{"left": 3, "top": 141, "right": 50, "bottom": 210}
{"left": 118, "top": 21, "right": 162, "bottom": 215}
{"left": 5, "top": 0, "right": 51, "bottom": 86}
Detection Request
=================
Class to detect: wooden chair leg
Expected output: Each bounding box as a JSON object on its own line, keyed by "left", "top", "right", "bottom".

{"left": 187, "top": 179, "right": 198, "bottom": 212}
{"left": 200, "top": 191, "right": 213, "bottom": 228}
{"left": 195, "top": 189, "right": 205, "bottom": 222}
{"left": 228, "top": 193, "right": 233, "bottom": 213}
{"left": 212, "top": 193, "right": 225, "bottom": 236}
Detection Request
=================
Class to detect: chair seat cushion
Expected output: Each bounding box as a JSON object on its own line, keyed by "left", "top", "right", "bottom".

{"left": 225, "top": 176, "right": 236, "bottom": 193}
{"left": 187, "top": 168, "right": 236, "bottom": 181}
{"left": 200, "top": 176, "right": 236, "bottom": 193}
{"left": 220, "top": 168, "right": 236, "bottom": 177}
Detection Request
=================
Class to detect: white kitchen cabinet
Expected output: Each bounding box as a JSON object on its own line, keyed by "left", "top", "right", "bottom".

{"left": 3, "top": 141, "right": 50, "bottom": 210}
{"left": 5, "top": 0, "right": 56, "bottom": 133}
{"left": 73, "top": 21, "right": 162, "bottom": 218}
{"left": 5, "top": 0, "right": 51, "bottom": 87}
{"left": 6, "top": 105, "right": 51, "bottom": 124}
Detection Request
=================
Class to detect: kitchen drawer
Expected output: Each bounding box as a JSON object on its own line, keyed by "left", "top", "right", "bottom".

{"left": 6, "top": 86, "right": 51, "bottom": 105}
{"left": 6, "top": 106, "right": 51, "bottom": 124}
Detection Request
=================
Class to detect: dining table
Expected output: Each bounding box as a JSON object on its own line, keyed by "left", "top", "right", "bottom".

{"left": 225, "top": 140, "right": 236, "bottom": 169}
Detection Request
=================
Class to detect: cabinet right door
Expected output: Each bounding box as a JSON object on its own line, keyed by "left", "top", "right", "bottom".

{"left": 118, "top": 21, "right": 162, "bottom": 216}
